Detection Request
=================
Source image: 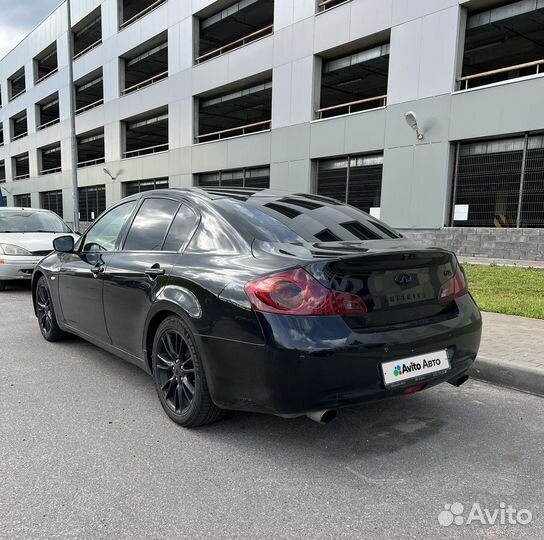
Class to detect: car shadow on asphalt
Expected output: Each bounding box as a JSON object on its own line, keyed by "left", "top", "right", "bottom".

{"left": 2, "top": 282, "right": 33, "bottom": 295}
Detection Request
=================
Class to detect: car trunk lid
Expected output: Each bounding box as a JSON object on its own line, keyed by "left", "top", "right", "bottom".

{"left": 254, "top": 240, "right": 458, "bottom": 329}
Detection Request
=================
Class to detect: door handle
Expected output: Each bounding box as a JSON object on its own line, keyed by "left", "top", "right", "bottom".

{"left": 91, "top": 265, "right": 105, "bottom": 276}
{"left": 145, "top": 266, "right": 166, "bottom": 278}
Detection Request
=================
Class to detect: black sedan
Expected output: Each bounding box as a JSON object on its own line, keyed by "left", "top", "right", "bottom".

{"left": 32, "top": 188, "right": 482, "bottom": 427}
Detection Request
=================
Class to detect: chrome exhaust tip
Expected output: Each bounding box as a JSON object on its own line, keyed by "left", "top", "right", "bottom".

{"left": 448, "top": 374, "right": 470, "bottom": 388}
{"left": 306, "top": 409, "right": 338, "bottom": 425}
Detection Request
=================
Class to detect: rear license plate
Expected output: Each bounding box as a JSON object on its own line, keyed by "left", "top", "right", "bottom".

{"left": 381, "top": 350, "right": 450, "bottom": 386}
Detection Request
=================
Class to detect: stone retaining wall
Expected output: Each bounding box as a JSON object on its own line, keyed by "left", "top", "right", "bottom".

{"left": 399, "top": 228, "right": 544, "bottom": 261}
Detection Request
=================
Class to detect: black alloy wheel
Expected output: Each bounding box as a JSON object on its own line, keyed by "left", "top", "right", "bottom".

{"left": 36, "top": 276, "right": 66, "bottom": 341}
{"left": 152, "top": 316, "right": 224, "bottom": 427}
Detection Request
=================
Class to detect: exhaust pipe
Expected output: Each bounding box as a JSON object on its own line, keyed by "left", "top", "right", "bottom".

{"left": 306, "top": 409, "right": 338, "bottom": 425}
{"left": 448, "top": 374, "right": 470, "bottom": 388}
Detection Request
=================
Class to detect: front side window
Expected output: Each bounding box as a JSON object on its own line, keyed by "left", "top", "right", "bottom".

{"left": 83, "top": 201, "right": 136, "bottom": 252}
{"left": 123, "top": 198, "right": 180, "bottom": 251}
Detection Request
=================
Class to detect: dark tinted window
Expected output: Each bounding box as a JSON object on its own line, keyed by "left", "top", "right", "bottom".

{"left": 163, "top": 205, "right": 199, "bottom": 252}
{"left": 213, "top": 195, "right": 400, "bottom": 243}
{"left": 124, "top": 198, "right": 179, "bottom": 251}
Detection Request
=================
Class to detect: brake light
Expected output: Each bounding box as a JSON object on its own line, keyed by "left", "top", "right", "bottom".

{"left": 438, "top": 266, "right": 468, "bottom": 304}
{"left": 245, "top": 268, "right": 367, "bottom": 316}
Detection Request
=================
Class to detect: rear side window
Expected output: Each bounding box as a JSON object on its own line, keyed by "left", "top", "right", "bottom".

{"left": 123, "top": 198, "right": 180, "bottom": 251}
{"left": 163, "top": 205, "right": 199, "bottom": 252}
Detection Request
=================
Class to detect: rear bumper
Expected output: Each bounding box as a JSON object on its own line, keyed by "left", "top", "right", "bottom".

{"left": 201, "top": 295, "right": 482, "bottom": 415}
{"left": 0, "top": 256, "right": 44, "bottom": 280}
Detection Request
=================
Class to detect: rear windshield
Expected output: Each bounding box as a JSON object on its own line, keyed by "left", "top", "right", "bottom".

{"left": 0, "top": 210, "right": 71, "bottom": 233}
{"left": 213, "top": 196, "right": 401, "bottom": 243}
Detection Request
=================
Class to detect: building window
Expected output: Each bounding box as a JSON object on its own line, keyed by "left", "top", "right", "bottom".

{"left": 196, "top": 167, "right": 270, "bottom": 188}
{"left": 13, "top": 154, "right": 30, "bottom": 181}
{"left": 123, "top": 108, "right": 168, "bottom": 158}
{"left": 8, "top": 67, "right": 26, "bottom": 101}
{"left": 120, "top": 0, "right": 167, "bottom": 29}
{"left": 459, "top": 1, "right": 544, "bottom": 90}
{"left": 41, "top": 190, "right": 63, "bottom": 218}
{"left": 317, "top": 154, "right": 383, "bottom": 214}
{"left": 317, "top": 0, "right": 351, "bottom": 13}
{"left": 121, "top": 33, "right": 168, "bottom": 95}
{"left": 0, "top": 160, "right": 6, "bottom": 183}
{"left": 0, "top": 123, "right": 3, "bottom": 146}
{"left": 123, "top": 178, "right": 169, "bottom": 196}
{"left": 79, "top": 185, "right": 106, "bottom": 222}
{"left": 75, "top": 69, "right": 104, "bottom": 114}
{"left": 40, "top": 144, "right": 62, "bottom": 175}
{"left": 14, "top": 194, "right": 31, "bottom": 208}
{"left": 73, "top": 8, "right": 102, "bottom": 60}
{"left": 451, "top": 135, "right": 544, "bottom": 228}
{"left": 10, "top": 110, "right": 28, "bottom": 141}
{"left": 197, "top": 78, "right": 272, "bottom": 143}
{"left": 196, "top": 0, "right": 274, "bottom": 64}
{"left": 34, "top": 43, "right": 58, "bottom": 84}
{"left": 77, "top": 129, "right": 105, "bottom": 168}
{"left": 317, "top": 43, "right": 389, "bottom": 119}
{"left": 37, "top": 93, "right": 60, "bottom": 130}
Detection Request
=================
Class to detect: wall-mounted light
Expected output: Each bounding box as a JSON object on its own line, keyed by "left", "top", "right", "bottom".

{"left": 103, "top": 167, "right": 117, "bottom": 181}
{"left": 405, "top": 111, "right": 424, "bottom": 141}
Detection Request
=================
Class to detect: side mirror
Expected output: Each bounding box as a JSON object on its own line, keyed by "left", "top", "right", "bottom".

{"left": 53, "top": 235, "right": 75, "bottom": 253}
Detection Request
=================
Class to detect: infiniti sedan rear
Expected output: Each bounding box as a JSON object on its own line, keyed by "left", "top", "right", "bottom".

{"left": 33, "top": 188, "right": 482, "bottom": 427}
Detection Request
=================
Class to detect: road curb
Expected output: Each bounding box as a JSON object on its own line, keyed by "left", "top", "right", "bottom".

{"left": 470, "top": 356, "right": 544, "bottom": 397}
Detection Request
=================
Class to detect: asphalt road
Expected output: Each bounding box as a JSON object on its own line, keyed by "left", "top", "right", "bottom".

{"left": 1, "top": 284, "right": 543, "bottom": 539}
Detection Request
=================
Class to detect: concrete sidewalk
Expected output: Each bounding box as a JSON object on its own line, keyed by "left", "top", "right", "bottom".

{"left": 470, "top": 312, "right": 544, "bottom": 397}
{"left": 460, "top": 256, "right": 544, "bottom": 269}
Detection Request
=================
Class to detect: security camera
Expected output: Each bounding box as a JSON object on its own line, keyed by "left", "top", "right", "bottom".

{"left": 405, "top": 111, "right": 424, "bottom": 140}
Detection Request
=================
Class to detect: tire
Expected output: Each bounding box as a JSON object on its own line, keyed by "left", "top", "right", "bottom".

{"left": 0, "top": 281, "right": 6, "bottom": 292}
{"left": 152, "top": 315, "right": 224, "bottom": 428}
{"left": 36, "top": 276, "right": 67, "bottom": 342}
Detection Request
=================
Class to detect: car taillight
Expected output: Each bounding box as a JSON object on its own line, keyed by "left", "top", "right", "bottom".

{"left": 245, "top": 268, "right": 368, "bottom": 316}
{"left": 438, "top": 265, "right": 468, "bottom": 304}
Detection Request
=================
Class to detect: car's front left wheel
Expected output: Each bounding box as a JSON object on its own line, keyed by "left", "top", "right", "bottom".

{"left": 36, "top": 276, "right": 67, "bottom": 342}
{"left": 0, "top": 281, "right": 6, "bottom": 292}
{"left": 152, "top": 315, "right": 224, "bottom": 428}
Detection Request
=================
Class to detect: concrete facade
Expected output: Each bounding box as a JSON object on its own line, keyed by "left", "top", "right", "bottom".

{"left": 0, "top": 0, "right": 543, "bottom": 258}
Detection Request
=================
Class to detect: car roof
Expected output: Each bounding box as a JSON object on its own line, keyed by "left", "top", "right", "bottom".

{"left": 0, "top": 207, "right": 54, "bottom": 213}
{"left": 130, "top": 187, "right": 340, "bottom": 206}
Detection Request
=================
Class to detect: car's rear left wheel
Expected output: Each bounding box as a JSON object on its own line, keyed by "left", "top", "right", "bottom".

{"left": 152, "top": 316, "right": 224, "bottom": 428}
{"left": 36, "top": 276, "right": 67, "bottom": 342}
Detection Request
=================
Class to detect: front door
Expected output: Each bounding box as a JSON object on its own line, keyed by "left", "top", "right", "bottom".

{"left": 58, "top": 201, "right": 137, "bottom": 343}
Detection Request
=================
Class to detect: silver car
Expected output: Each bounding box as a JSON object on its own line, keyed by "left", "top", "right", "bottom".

{"left": 0, "top": 208, "right": 77, "bottom": 291}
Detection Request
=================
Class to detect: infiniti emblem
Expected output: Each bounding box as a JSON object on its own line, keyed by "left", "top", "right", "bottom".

{"left": 395, "top": 273, "right": 413, "bottom": 287}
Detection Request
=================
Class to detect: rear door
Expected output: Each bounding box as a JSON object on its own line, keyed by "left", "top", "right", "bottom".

{"left": 103, "top": 198, "right": 199, "bottom": 359}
